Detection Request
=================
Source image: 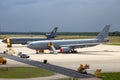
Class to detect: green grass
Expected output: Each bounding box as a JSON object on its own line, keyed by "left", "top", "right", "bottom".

{"left": 0, "top": 67, "right": 54, "bottom": 78}
{"left": 58, "top": 72, "right": 120, "bottom": 80}
{"left": 0, "top": 34, "right": 45, "bottom": 39}
{"left": 57, "top": 35, "right": 94, "bottom": 39}
{"left": 101, "top": 72, "right": 120, "bottom": 80}
{"left": 109, "top": 36, "right": 120, "bottom": 43}
{"left": 106, "top": 43, "right": 120, "bottom": 46}
{"left": 57, "top": 78, "right": 78, "bottom": 80}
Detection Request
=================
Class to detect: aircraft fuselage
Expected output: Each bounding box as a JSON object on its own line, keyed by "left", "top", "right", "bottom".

{"left": 27, "top": 39, "right": 99, "bottom": 50}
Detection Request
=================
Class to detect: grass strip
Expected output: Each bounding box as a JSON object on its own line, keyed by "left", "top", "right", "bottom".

{"left": 101, "top": 72, "right": 120, "bottom": 80}
{"left": 0, "top": 67, "right": 54, "bottom": 78}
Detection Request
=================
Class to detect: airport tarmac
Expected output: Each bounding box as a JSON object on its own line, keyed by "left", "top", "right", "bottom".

{"left": 29, "top": 45, "right": 120, "bottom": 73}
{"left": 0, "top": 39, "right": 120, "bottom": 80}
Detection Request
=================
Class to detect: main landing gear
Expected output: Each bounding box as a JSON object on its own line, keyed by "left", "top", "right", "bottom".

{"left": 69, "top": 49, "right": 78, "bottom": 53}
{"left": 36, "top": 50, "right": 44, "bottom": 54}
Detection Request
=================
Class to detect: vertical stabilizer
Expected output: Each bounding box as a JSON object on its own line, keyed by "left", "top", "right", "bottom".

{"left": 96, "top": 25, "right": 110, "bottom": 42}
{"left": 46, "top": 27, "right": 58, "bottom": 39}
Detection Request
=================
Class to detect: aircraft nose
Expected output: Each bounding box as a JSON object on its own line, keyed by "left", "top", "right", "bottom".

{"left": 27, "top": 43, "right": 33, "bottom": 49}
{"left": 2, "top": 39, "right": 6, "bottom": 43}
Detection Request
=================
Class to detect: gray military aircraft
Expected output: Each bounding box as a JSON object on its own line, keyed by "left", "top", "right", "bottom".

{"left": 2, "top": 27, "right": 58, "bottom": 45}
{"left": 27, "top": 25, "right": 110, "bottom": 53}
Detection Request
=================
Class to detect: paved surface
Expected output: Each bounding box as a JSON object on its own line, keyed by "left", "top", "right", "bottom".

{"left": 0, "top": 53, "right": 95, "bottom": 78}
{"left": 0, "top": 40, "right": 120, "bottom": 80}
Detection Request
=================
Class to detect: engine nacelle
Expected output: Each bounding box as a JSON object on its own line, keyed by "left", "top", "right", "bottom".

{"left": 60, "top": 47, "right": 71, "bottom": 53}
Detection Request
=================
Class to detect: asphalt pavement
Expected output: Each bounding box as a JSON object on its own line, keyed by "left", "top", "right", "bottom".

{"left": 0, "top": 53, "right": 95, "bottom": 78}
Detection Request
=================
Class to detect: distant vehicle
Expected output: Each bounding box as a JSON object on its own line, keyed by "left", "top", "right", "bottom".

{"left": 27, "top": 25, "right": 110, "bottom": 53}
{"left": 20, "top": 54, "right": 30, "bottom": 58}
{"left": 18, "top": 52, "right": 30, "bottom": 58}
{"left": 2, "top": 27, "right": 58, "bottom": 45}
{"left": 0, "top": 56, "right": 7, "bottom": 64}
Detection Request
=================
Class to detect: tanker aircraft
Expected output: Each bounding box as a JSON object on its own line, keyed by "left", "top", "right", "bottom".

{"left": 27, "top": 25, "right": 110, "bottom": 53}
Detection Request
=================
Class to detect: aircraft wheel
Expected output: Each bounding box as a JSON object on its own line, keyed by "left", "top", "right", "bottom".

{"left": 36, "top": 50, "right": 39, "bottom": 54}
{"left": 2, "top": 61, "right": 6, "bottom": 64}
{"left": 70, "top": 50, "right": 77, "bottom": 53}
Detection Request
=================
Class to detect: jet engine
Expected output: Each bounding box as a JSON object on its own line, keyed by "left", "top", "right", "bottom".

{"left": 59, "top": 47, "right": 72, "bottom": 53}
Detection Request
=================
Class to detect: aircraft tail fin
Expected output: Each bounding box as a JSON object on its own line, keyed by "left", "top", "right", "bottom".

{"left": 45, "top": 27, "right": 58, "bottom": 39}
{"left": 96, "top": 25, "right": 110, "bottom": 42}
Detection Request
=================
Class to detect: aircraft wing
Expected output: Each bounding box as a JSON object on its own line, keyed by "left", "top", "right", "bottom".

{"left": 60, "top": 43, "right": 100, "bottom": 48}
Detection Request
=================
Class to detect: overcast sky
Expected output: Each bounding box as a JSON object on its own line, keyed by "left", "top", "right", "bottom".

{"left": 0, "top": 0, "right": 120, "bottom": 32}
